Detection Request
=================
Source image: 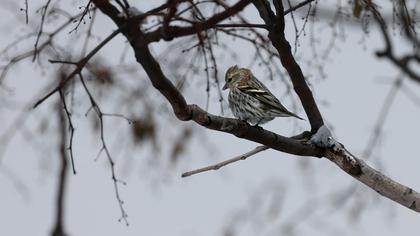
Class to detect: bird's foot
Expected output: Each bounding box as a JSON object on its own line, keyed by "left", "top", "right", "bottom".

{"left": 292, "top": 131, "right": 312, "bottom": 142}
{"left": 252, "top": 123, "right": 264, "bottom": 131}
{"left": 221, "top": 120, "right": 235, "bottom": 132}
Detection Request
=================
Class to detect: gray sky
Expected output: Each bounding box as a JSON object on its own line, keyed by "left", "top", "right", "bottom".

{"left": 1, "top": 0, "right": 419, "bottom": 235}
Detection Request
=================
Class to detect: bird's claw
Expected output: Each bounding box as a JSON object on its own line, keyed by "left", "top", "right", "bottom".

{"left": 252, "top": 124, "right": 263, "bottom": 130}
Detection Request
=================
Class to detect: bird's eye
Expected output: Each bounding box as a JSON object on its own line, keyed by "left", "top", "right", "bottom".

{"left": 227, "top": 78, "right": 232, "bottom": 82}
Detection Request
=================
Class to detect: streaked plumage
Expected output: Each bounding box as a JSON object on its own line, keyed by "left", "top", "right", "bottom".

{"left": 222, "top": 65, "right": 303, "bottom": 125}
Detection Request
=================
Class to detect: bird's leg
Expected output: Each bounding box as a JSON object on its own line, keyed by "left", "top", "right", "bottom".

{"left": 291, "top": 131, "right": 312, "bottom": 142}
{"left": 220, "top": 120, "right": 235, "bottom": 132}
{"left": 252, "top": 123, "right": 264, "bottom": 131}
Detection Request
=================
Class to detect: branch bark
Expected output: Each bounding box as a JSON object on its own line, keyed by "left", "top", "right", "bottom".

{"left": 325, "top": 149, "right": 420, "bottom": 211}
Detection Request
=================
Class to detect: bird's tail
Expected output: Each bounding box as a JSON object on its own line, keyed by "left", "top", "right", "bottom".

{"left": 289, "top": 112, "right": 305, "bottom": 121}
{"left": 272, "top": 109, "right": 305, "bottom": 120}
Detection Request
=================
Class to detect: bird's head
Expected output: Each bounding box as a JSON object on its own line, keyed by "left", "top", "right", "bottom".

{"left": 223, "top": 65, "right": 251, "bottom": 90}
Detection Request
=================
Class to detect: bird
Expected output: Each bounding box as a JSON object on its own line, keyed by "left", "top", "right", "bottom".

{"left": 222, "top": 65, "right": 304, "bottom": 125}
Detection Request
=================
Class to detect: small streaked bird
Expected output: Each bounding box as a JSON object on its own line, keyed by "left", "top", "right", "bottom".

{"left": 223, "top": 65, "right": 304, "bottom": 125}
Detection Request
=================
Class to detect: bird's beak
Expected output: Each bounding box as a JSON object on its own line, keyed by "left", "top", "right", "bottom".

{"left": 222, "top": 83, "right": 228, "bottom": 90}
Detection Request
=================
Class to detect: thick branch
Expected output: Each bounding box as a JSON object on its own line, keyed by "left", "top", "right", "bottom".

{"left": 133, "top": 46, "right": 191, "bottom": 120}
{"left": 325, "top": 149, "right": 420, "bottom": 212}
{"left": 252, "top": 0, "right": 324, "bottom": 132}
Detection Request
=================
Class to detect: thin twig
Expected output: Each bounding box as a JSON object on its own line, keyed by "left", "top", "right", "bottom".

{"left": 33, "top": 0, "right": 52, "bottom": 61}
{"left": 21, "top": 0, "right": 29, "bottom": 24}
{"left": 102, "top": 113, "right": 134, "bottom": 124}
{"left": 69, "top": 0, "right": 93, "bottom": 34}
{"left": 206, "top": 31, "right": 224, "bottom": 114}
{"left": 215, "top": 23, "right": 267, "bottom": 28}
{"left": 286, "top": 0, "right": 299, "bottom": 54}
{"left": 25, "top": 0, "right": 29, "bottom": 24}
{"left": 79, "top": 73, "right": 128, "bottom": 225}
{"left": 80, "top": 8, "right": 97, "bottom": 57}
{"left": 181, "top": 146, "right": 269, "bottom": 177}
{"left": 401, "top": 82, "right": 420, "bottom": 108}
{"left": 51, "top": 99, "right": 69, "bottom": 236}
{"left": 362, "top": 77, "right": 402, "bottom": 159}
{"left": 283, "top": 0, "right": 315, "bottom": 15}
{"left": 59, "top": 89, "right": 77, "bottom": 174}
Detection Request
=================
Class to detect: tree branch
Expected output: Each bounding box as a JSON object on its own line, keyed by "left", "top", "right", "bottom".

{"left": 58, "top": 89, "right": 76, "bottom": 174}
{"left": 215, "top": 23, "right": 267, "bottom": 29}
{"left": 283, "top": 0, "right": 315, "bottom": 15}
{"left": 79, "top": 73, "right": 128, "bottom": 225}
{"left": 33, "top": 0, "right": 52, "bottom": 61}
{"left": 325, "top": 149, "right": 420, "bottom": 212}
{"left": 182, "top": 145, "right": 269, "bottom": 177}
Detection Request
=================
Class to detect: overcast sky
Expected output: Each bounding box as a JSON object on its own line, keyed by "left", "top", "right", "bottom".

{"left": 1, "top": 1, "right": 419, "bottom": 235}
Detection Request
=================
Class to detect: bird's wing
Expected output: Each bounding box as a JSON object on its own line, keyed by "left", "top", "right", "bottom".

{"left": 237, "top": 77, "right": 304, "bottom": 120}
